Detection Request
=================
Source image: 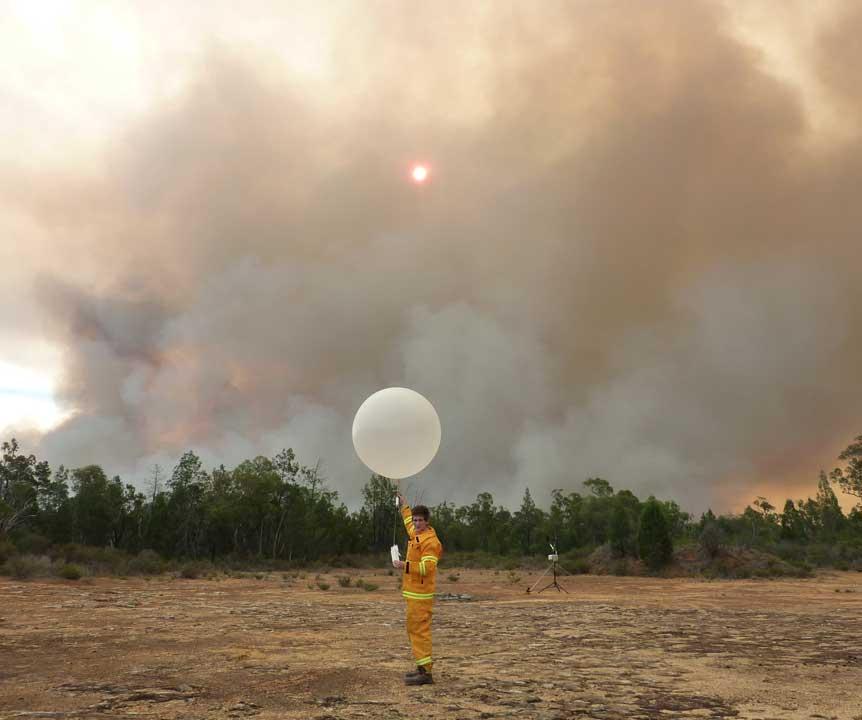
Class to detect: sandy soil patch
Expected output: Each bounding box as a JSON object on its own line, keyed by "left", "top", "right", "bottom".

{"left": 1, "top": 569, "right": 860, "bottom": 719}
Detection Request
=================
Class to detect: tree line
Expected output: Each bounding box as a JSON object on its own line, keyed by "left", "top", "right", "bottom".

{"left": 1, "top": 435, "right": 861, "bottom": 571}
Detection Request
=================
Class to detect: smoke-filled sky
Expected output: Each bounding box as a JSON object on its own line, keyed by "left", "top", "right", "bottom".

{"left": 2, "top": 0, "right": 860, "bottom": 513}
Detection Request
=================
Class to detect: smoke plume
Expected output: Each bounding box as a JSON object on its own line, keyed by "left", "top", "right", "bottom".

{"left": 3, "top": 0, "right": 861, "bottom": 512}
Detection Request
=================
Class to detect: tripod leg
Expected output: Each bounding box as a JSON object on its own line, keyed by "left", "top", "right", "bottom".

{"left": 526, "top": 564, "right": 552, "bottom": 593}
{"left": 537, "top": 578, "right": 560, "bottom": 593}
{"left": 539, "top": 563, "right": 569, "bottom": 593}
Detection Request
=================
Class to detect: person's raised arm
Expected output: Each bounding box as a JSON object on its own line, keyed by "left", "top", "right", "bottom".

{"left": 397, "top": 492, "right": 416, "bottom": 540}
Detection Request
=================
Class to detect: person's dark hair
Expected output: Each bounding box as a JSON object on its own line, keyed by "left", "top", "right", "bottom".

{"left": 412, "top": 505, "right": 430, "bottom": 521}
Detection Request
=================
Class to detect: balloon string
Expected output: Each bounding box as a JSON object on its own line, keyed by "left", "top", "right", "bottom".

{"left": 392, "top": 478, "right": 399, "bottom": 547}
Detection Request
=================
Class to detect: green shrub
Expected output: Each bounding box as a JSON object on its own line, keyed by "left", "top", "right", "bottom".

{"left": 54, "top": 543, "right": 98, "bottom": 564}
{"left": 13, "top": 532, "right": 51, "bottom": 555}
{"left": 835, "top": 540, "right": 862, "bottom": 562}
{"left": 772, "top": 540, "right": 806, "bottom": 564}
{"left": 180, "top": 563, "right": 201, "bottom": 579}
{"left": 316, "top": 581, "right": 330, "bottom": 591}
{"left": 0, "top": 539, "right": 16, "bottom": 564}
{"left": 447, "top": 573, "right": 460, "bottom": 582}
{"left": 569, "top": 558, "right": 591, "bottom": 574}
{"left": 806, "top": 544, "right": 834, "bottom": 567}
{"left": 360, "top": 581, "right": 378, "bottom": 591}
{"left": 559, "top": 548, "right": 593, "bottom": 573}
{"left": 8, "top": 554, "right": 51, "bottom": 579}
{"left": 699, "top": 522, "right": 724, "bottom": 559}
{"left": 638, "top": 499, "right": 673, "bottom": 571}
{"left": 53, "top": 544, "right": 128, "bottom": 575}
{"left": 127, "top": 549, "right": 163, "bottom": 575}
{"left": 59, "top": 563, "right": 83, "bottom": 580}
{"left": 796, "top": 560, "right": 814, "bottom": 575}
{"left": 337, "top": 575, "right": 352, "bottom": 587}
{"left": 611, "top": 559, "right": 628, "bottom": 576}
{"left": 609, "top": 502, "right": 634, "bottom": 558}
{"left": 792, "top": 563, "right": 814, "bottom": 578}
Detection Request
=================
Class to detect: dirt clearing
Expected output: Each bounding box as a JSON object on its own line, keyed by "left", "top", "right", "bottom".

{"left": 1, "top": 569, "right": 860, "bottom": 719}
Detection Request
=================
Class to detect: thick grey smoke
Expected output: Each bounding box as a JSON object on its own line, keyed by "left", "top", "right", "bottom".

{"left": 5, "top": 1, "right": 861, "bottom": 511}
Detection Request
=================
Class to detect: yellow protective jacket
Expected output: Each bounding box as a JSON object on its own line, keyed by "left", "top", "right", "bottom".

{"left": 401, "top": 504, "right": 443, "bottom": 601}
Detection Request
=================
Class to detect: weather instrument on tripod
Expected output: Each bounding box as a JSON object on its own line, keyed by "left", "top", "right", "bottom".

{"left": 527, "top": 541, "right": 571, "bottom": 594}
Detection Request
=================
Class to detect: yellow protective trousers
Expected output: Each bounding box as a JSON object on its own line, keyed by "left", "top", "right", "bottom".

{"left": 405, "top": 599, "right": 434, "bottom": 672}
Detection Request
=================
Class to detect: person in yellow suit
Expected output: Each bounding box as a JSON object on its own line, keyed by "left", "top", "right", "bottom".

{"left": 395, "top": 492, "right": 443, "bottom": 686}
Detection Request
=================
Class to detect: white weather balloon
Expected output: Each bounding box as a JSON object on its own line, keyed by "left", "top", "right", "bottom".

{"left": 352, "top": 387, "right": 441, "bottom": 479}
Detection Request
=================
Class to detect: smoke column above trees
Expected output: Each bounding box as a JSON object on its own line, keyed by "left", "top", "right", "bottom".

{"left": 2, "top": 1, "right": 861, "bottom": 512}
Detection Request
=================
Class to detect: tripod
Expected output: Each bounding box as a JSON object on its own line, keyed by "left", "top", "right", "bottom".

{"left": 526, "top": 543, "right": 571, "bottom": 594}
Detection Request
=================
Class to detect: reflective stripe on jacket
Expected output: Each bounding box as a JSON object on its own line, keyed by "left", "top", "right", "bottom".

{"left": 401, "top": 504, "right": 443, "bottom": 600}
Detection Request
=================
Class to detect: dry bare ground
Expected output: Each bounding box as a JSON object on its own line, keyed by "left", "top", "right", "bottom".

{"left": 1, "top": 569, "right": 860, "bottom": 719}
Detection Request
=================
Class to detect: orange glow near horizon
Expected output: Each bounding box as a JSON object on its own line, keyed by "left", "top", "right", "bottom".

{"left": 716, "top": 467, "right": 859, "bottom": 516}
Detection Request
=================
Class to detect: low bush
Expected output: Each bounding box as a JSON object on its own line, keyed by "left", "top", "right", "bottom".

{"left": 180, "top": 564, "right": 200, "bottom": 579}
{"left": 805, "top": 543, "right": 836, "bottom": 567}
{"left": 337, "top": 575, "right": 352, "bottom": 587}
{"left": 179, "top": 561, "right": 215, "bottom": 579}
{"left": 772, "top": 541, "right": 806, "bottom": 564}
{"left": 127, "top": 549, "right": 164, "bottom": 575}
{"left": 59, "top": 563, "right": 83, "bottom": 580}
{"left": 611, "top": 559, "right": 628, "bottom": 576}
{"left": 7, "top": 554, "right": 51, "bottom": 579}
{"left": 568, "top": 558, "right": 591, "bottom": 574}
{"left": 51, "top": 544, "right": 129, "bottom": 575}
{"left": 13, "top": 532, "right": 51, "bottom": 555}
{"left": 559, "top": 548, "right": 594, "bottom": 574}
{"left": 698, "top": 549, "right": 813, "bottom": 580}
{"left": 699, "top": 522, "right": 725, "bottom": 559}
{"left": 0, "top": 539, "right": 16, "bottom": 564}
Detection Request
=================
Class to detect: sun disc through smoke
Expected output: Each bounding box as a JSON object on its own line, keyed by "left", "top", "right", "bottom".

{"left": 411, "top": 164, "right": 429, "bottom": 183}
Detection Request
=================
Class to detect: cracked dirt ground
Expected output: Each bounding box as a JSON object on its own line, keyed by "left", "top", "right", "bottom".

{"left": 1, "top": 570, "right": 860, "bottom": 719}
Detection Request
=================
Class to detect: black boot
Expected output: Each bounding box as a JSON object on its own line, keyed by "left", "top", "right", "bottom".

{"left": 405, "top": 667, "right": 433, "bottom": 686}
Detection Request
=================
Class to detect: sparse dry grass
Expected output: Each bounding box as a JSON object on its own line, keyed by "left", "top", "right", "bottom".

{"left": 1, "top": 569, "right": 860, "bottom": 719}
